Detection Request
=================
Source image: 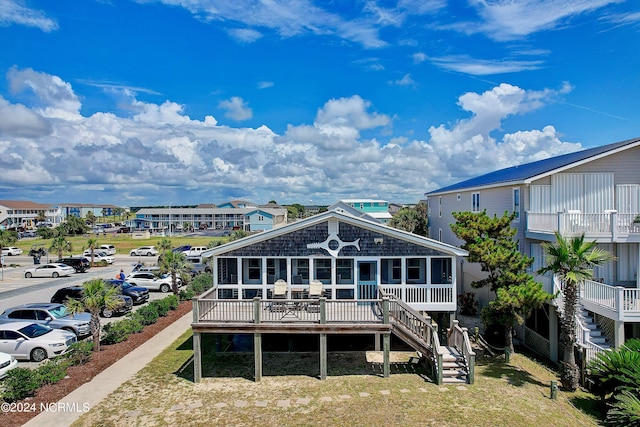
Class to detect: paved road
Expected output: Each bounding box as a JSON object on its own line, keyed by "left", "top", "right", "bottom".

{"left": 0, "top": 254, "right": 170, "bottom": 369}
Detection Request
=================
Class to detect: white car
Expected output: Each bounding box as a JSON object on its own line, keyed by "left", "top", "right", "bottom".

{"left": 1, "top": 247, "right": 23, "bottom": 256}
{"left": 24, "top": 263, "right": 76, "bottom": 278}
{"left": 0, "top": 351, "right": 18, "bottom": 379}
{"left": 0, "top": 322, "right": 77, "bottom": 362}
{"left": 130, "top": 246, "right": 159, "bottom": 256}
{"left": 99, "top": 244, "right": 116, "bottom": 255}
{"left": 125, "top": 272, "right": 181, "bottom": 293}
{"left": 83, "top": 250, "right": 115, "bottom": 264}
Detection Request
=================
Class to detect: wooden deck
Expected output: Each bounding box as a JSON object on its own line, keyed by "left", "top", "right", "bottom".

{"left": 191, "top": 289, "right": 476, "bottom": 385}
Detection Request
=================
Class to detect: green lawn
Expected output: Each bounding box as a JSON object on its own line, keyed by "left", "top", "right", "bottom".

{"left": 72, "top": 331, "right": 604, "bottom": 427}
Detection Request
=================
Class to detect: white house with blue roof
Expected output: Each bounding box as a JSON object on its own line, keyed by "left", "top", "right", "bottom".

{"left": 426, "top": 136, "right": 640, "bottom": 364}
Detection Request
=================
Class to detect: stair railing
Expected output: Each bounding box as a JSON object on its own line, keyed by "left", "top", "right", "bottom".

{"left": 447, "top": 320, "right": 476, "bottom": 384}
{"left": 379, "top": 287, "right": 444, "bottom": 384}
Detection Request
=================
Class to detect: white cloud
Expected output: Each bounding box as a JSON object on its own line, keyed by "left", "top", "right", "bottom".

{"left": 389, "top": 73, "right": 415, "bottom": 86}
{"left": 8, "top": 67, "right": 81, "bottom": 120}
{"left": 227, "top": 28, "right": 263, "bottom": 43}
{"left": 218, "top": 96, "right": 253, "bottom": 121}
{"left": 0, "top": 67, "right": 585, "bottom": 205}
{"left": 458, "top": 0, "right": 622, "bottom": 41}
{"left": 257, "top": 81, "right": 274, "bottom": 89}
{"left": 0, "top": 0, "right": 58, "bottom": 32}
{"left": 429, "top": 55, "right": 544, "bottom": 75}
{"left": 412, "top": 52, "right": 427, "bottom": 64}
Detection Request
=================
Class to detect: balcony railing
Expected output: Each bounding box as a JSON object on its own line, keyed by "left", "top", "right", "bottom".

{"left": 527, "top": 212, "right": 640, "bottom": 239}
{"left": 580, "top": 279, "right": 640, "bottom": 322}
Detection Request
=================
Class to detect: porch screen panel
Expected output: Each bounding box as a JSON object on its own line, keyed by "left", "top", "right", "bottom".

{"left": 552, "top": 173, "right": 613, "bottom": 213}
{"left": 584, "top": 173, "right": 613, "bottom": 213}
{"left": 616, "top": 184, "right": 640, "bottom": 213}
{"left": 551, "top": 174, "right": 583, "bottom": 212}
{"left": 617, "top": 244, "right": 638, "bottom": 282}
{"left": 529, "top": 185, "right": 551, "bottom": 213}
{"left": 593, "top": 243, "right": 613, "bottom": 283}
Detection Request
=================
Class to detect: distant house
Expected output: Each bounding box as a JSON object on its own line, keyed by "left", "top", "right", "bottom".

{"left": 0, "top": 200, "right": 59, "bottom": 229}
{"left": 339, "top": 199, "right": 393, "bottom": 224}
{"left": 130, "top": 202, "right": 287, "bottom": 232}
{"left": 426, "top": 136, "right": 640, "bottom": 363}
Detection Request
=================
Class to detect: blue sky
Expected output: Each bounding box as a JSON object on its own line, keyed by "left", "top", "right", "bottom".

{"left": 0, "top": 0, "right": 638, "bottom": 207}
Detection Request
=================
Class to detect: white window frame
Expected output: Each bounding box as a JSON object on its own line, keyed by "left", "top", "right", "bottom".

{"left": 472, "top": 193, "right": 480, "bottom": 213}
{"left": 513, "top": 187, "right": 520, "bottom": 221}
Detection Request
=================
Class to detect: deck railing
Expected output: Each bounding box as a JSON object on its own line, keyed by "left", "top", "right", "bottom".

{"left": 580, "top": 279, "right": 640, "bottom": 321}
{"left": 195, "top": 297, "right": 384, "bottom": 324}
{"left": 527, "top": 211, "right": 640, "bottom": 238}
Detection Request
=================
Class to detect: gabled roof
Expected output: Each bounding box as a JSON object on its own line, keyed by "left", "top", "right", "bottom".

{"left": 201, "top": 209, "right": 468, "bottom": 258}
{"left": 427, "top": 136, "right": 640, "bottom": 196}
{"left": 0, "top": 200, "right": 55, "bottom": 209}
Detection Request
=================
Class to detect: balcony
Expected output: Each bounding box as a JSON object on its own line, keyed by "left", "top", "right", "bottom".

{"left": 526, "top": 212, "right": 640, "bottom": 242}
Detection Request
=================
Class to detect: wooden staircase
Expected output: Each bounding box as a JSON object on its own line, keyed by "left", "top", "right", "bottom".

{"left": 441, "top": 346, "right": 469, "bottom": 384}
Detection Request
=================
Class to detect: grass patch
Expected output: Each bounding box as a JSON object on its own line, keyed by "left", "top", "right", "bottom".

{"left": 71, "top": 331, "right": 604, "bottom": 427}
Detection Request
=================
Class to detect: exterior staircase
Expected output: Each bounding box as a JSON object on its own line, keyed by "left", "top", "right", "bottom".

{"left": 441, "top": 346, "right": 469, "bottom": 384}
{"left": 578, "top": 307, "right": 611, "bottom": 350}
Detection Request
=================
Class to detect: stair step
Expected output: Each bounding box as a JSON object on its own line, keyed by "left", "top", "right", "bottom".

{"left": 442, "top": 377, "right": 468, "bottom": 384}
{"left": 442, "top": 369, "right": 467, "bottom": 377}
{"left": 590, "top": 337, "right": 608, "bottom": 344}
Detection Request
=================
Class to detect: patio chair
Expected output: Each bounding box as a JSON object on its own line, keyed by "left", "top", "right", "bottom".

{"left": 305, "top": 280, "right": 323, "bottom": 312}
{"left": 270, "top": 279, "right": 288, "bottom": 311}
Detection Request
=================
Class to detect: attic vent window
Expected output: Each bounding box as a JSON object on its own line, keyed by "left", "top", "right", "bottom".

{"left": 457, "top": 194, "right": 461, "bottom": 201}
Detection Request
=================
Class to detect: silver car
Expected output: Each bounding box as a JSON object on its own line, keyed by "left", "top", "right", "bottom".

{"left": 0, "top": 303, "right": 91, "bottom": 338}
{"left": 24, "top": 263, "right": 76, "bottom": 278}
{"left": 130, "top": 246, "right": 158, "bottom": 256}
{"left": 0, "top": 322, "right": 76, "bottom": 362}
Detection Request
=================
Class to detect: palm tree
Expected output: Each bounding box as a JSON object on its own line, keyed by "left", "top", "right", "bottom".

{"left": 86, "top": 211, "right": 97, "bottom": 227}
{"left": 159, "top": 250, "right": 192, "bottom": 294}
{"left": 0, "top": 230, "right": 18, "bottom": 266}
{"left": 87, "top": 237, "right": 98, "bottom": 266}
{"left": 158, "top": 238, "right": 172, "bottom": 252}
{"left": 65, "top": 279, "right": 123, "bottom": 352}
{"left": 538, "top": 231, "right": 613, "bottom": 391}
{"left": 36, "top": 211, "right": 47, "bottom": 225}
{"left": 50, "top": 236, "right": 72, "bottom": 260}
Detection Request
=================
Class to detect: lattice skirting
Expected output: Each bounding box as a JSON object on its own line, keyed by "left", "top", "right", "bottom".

{"left": 524, "top": 327, "right": 551, "bottom": 359}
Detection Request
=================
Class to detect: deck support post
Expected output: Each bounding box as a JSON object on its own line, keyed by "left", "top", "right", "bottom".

{"left": 319, "top": 298, "right": 327, "bottom": 380}
{"left": 192, "top": 298, "right": 202, "bottom": 383}
{"left": 320, "top": 334, "right": 327, "bottom": 380}
{"left": 193, "top": 332, "right": 202, "bottom": 383}
{"left": 374, "top": 332, "right": 381, "bottom": 351}
{"left": 383, "top": 297, "right": 390, "bottom": 378}
{"left": 254, "top": 333, "right": 262, "bottom": 381}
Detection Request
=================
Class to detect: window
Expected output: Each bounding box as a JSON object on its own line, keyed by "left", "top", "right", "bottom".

{"left": 472, "top": 193, "right": 480, "bottom": 212}
{"left": 314, "top": 258, "right": 332, "bottom": 284}
{"left": 292, "top": 258, "right": 309, "bottom": 281}
{"left": 406, "top": 258, "right": 426, "bottom": 284}
{"left": 381, "top": 258, "right": 401, "bottom": 284}
{"left": 513, "top": 188, "right": 520, "bottom": 220}
{"left": 438, "top": 197, "right": 442, "bottom": 217}
{"left": 336, "top": 259, "right": 353, "bottom": 284}
{"left": 431, "top": 258, "right": 452, "bottom": 284}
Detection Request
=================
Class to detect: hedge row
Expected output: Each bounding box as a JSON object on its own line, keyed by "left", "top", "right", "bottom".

{"left": 102, "top": 294, "right": 180, "bottom": 344}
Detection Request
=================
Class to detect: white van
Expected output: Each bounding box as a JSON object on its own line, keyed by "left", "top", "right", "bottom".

{"left": 99, "top": 244, "right": 116, "bottom": 255}
{"left": 183, "top": 246, "right": 208, "bottom": 257}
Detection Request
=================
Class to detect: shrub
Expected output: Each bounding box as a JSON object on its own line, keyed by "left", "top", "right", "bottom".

{"left": 102, "top": 316, "right": 144, "bottom": 344}
{"left": 151, "top": 298, "right": 171, "bottom": 317}
{"left": 2, "top": 368, "right": 41, "bottom": 402}
{"left": 36, "top": 358, "right": 68, "bottom": 385}
{"left": 191, "top": 273, "right": 213, "bottom": 294}
{"left": 133, "top": 304, "right": 159, "bottom": 326}
{"left": 165, "top": 294, "right": 180, "bottom": 310}
{"left": 63, "top": 340, "right": 94, "bottom": 366}
{"left": 179, "top": 288, "right": 195, "bottom": 301}
{"left": 457, "top": 292, "right": 479, "bottom": 315}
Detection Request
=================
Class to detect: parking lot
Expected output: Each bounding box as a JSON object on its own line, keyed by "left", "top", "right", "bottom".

{"left": 0, "top": 254, "right": 172, "bottom": 369}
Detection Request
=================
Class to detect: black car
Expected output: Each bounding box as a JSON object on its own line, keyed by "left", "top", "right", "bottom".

{"left": 50, "top": 286, "right": 133, "bottom": 318}
{"left": 103, "top": 279, "right": 150, "bottom": 305}
{"left": 57, "top": 257, "right": 91, "bottom": 273}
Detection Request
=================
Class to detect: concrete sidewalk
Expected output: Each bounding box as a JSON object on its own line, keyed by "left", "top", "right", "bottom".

{"left": 23, "top": 311, "right": 194, "bottom": 427}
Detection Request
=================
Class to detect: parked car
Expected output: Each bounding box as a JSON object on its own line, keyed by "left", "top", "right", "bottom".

{"left": 82, "top": 251, "right": 114, "bottom": 264}
{"left": 0, "top": 303, "right": 91, "bottom": 338}
{"left": 103, "top": 279, "right": 150, "bottom": 305}
{"left": 50, "top": 286, "right": 133, "bottom": 318}
{"left": 99, "top": 244, "right": 116, "bottom": 255}
{"left": 125, "top": 272, "right": 181, "bottom": 293}
{"left": 57, "top": 257, "right": 91, "bottom": 273}
{"left": 172, "top": 245, "right": 191, "bottom": 253}
{"left": 24, "top": 263, "right": 76, "bottom": 278}
{"left": 183, "top": 246, "right": 208, "bottom": 257}
{"left": 132, "top": 264, "right": 160, "bottom": 274}
{"left": 1, "top": 247, "right": 23, "bottom": 256}
{"left": 130, "top": 246, "right": 158, "bottom": 256}
{"left": 0, "top": 322, "right": 76, "bottom": 362}
{"left": 0, "top": 351, "right": 18, "bottom": 379}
